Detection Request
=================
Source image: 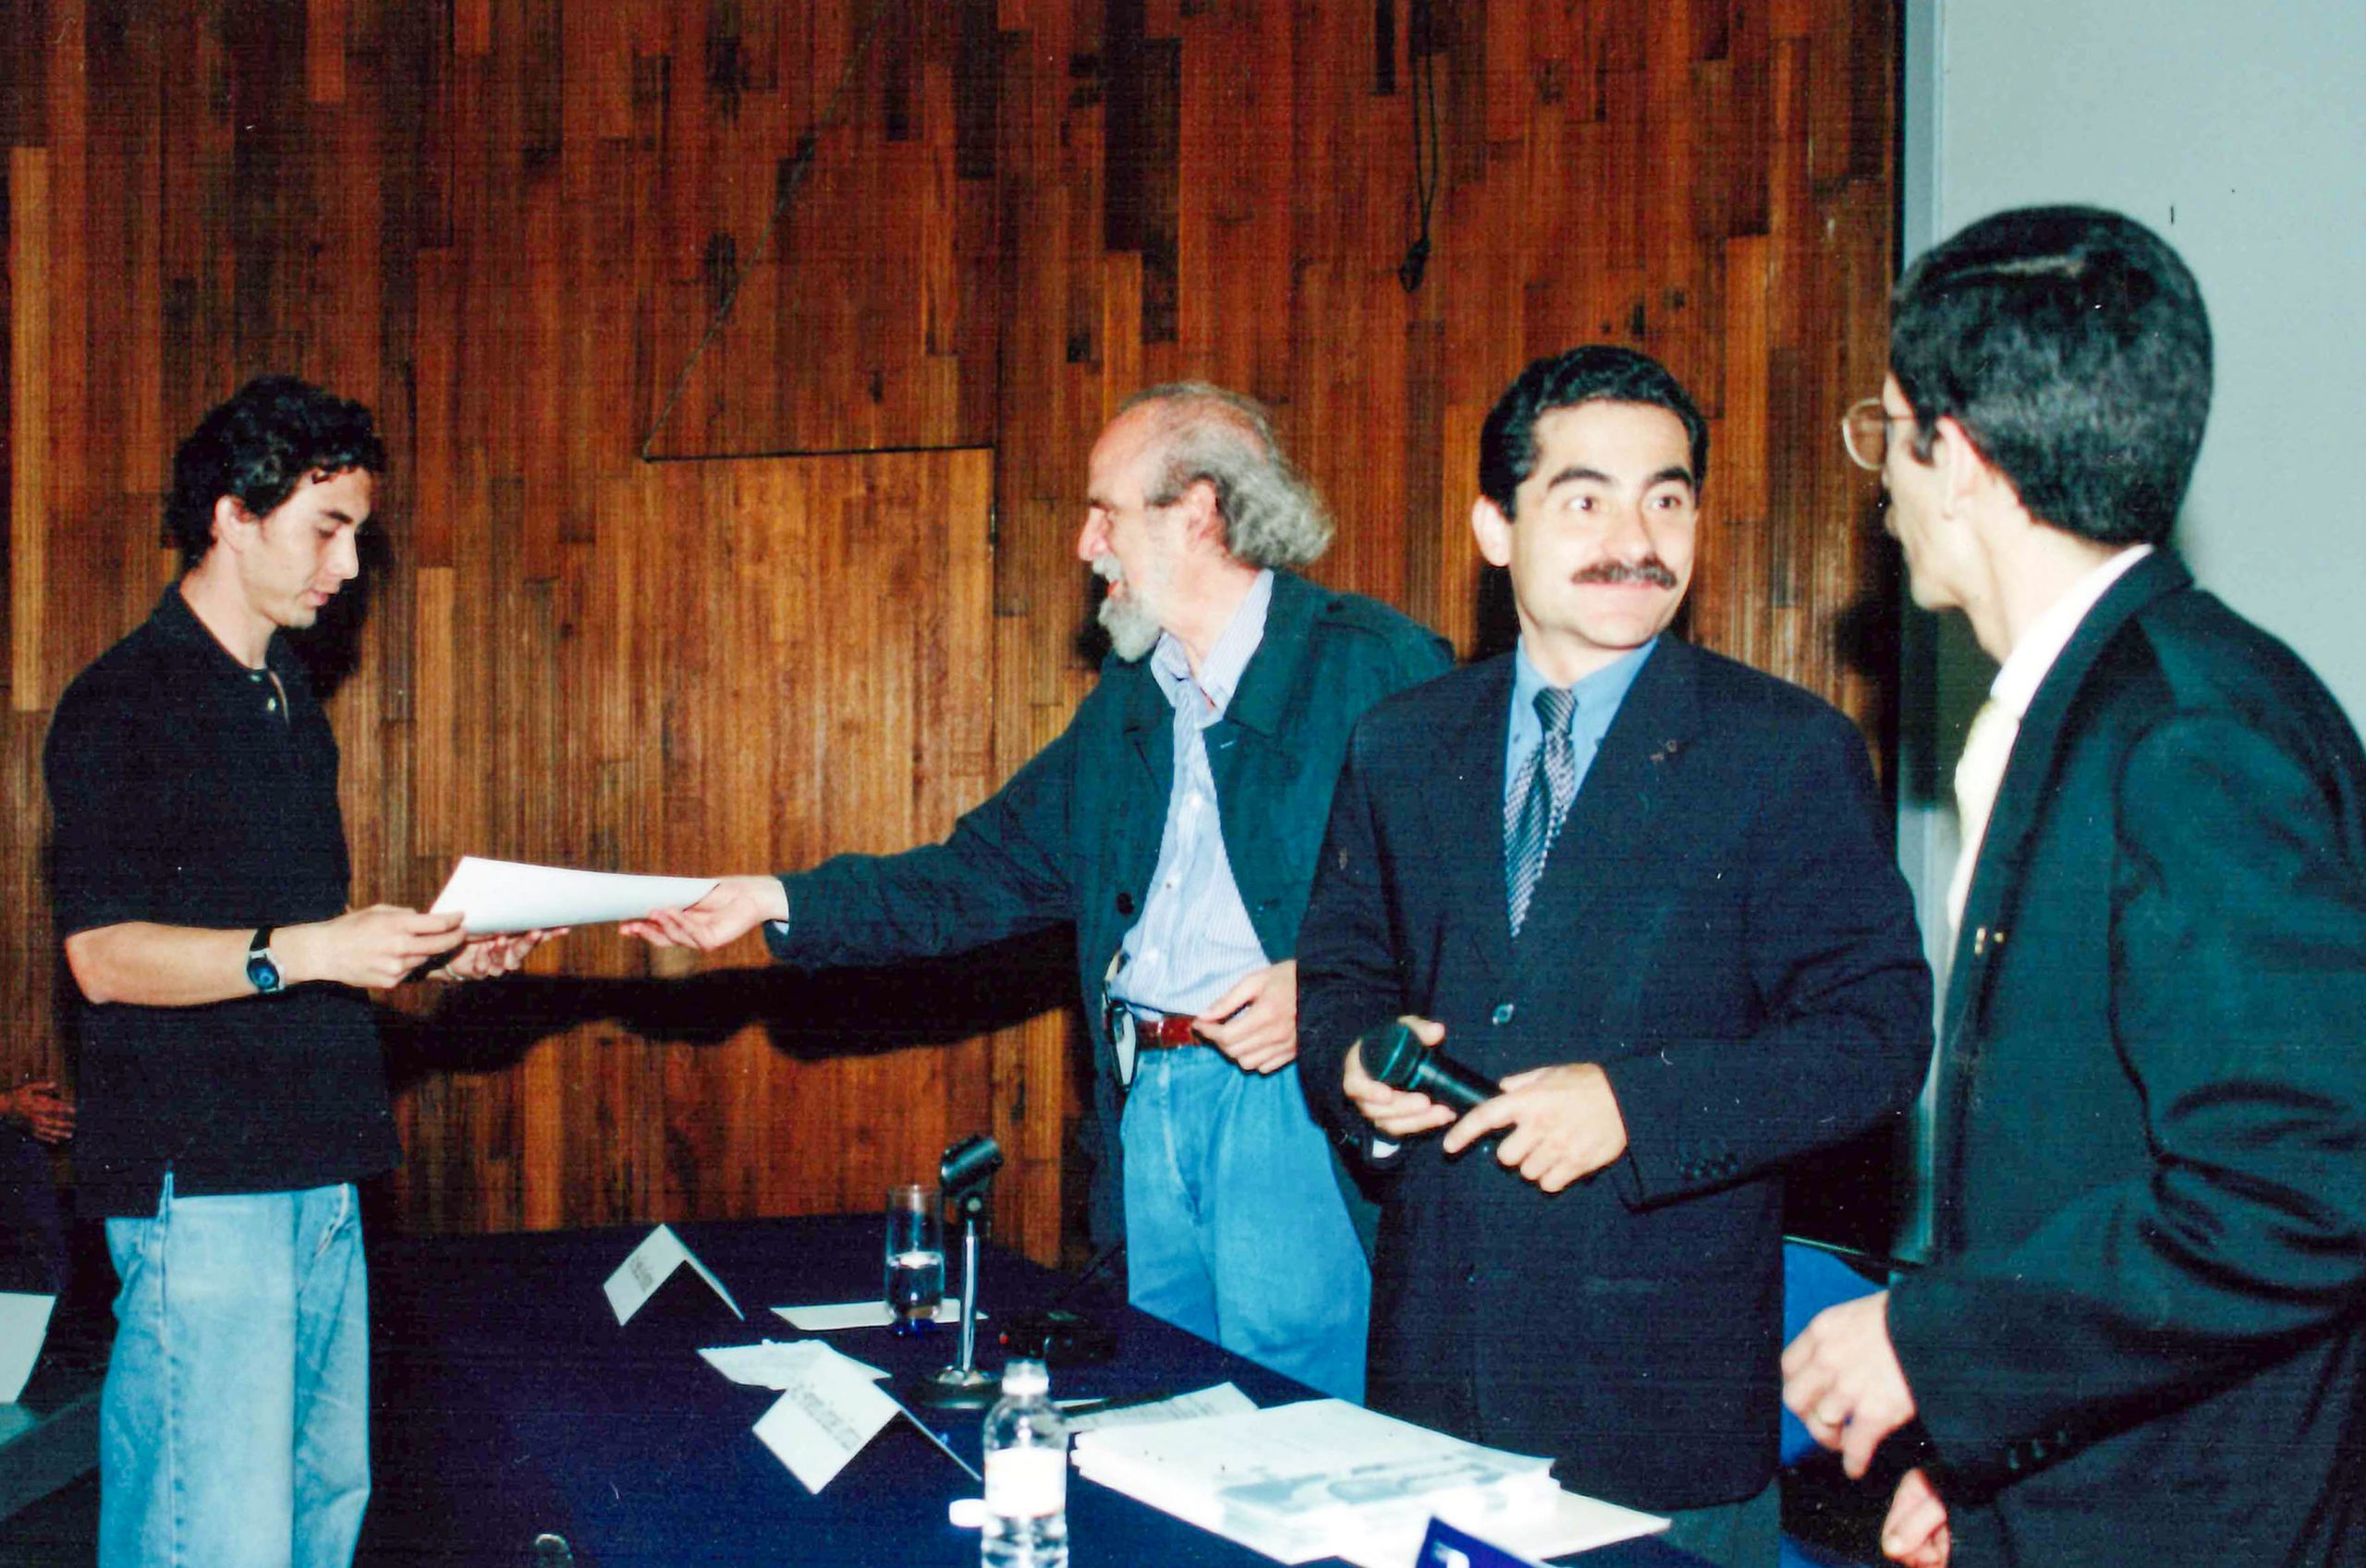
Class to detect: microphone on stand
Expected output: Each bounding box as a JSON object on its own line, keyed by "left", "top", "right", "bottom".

{"left": 915, "top": 1134, "right": 1004, "bottom": 1409}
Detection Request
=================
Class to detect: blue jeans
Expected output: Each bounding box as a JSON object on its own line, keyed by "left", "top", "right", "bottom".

{"left": 1121, "top": 1050, "right": 1371, "bottom": 1402}
{"left": 101, "top": 1178, "right": 371, "bottom": 1568}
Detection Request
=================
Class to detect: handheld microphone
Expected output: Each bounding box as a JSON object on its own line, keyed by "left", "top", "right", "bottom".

{"left": 1360, "top": 1020, "right": 1501, "bottom": 1112}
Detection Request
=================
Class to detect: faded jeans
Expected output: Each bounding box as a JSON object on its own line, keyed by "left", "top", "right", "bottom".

{"left": 101, "top": 1177, "right": 370, "bottom": 1568}
{"left": 1122, "top": 1050, "right": 1372, "bottom": 1402}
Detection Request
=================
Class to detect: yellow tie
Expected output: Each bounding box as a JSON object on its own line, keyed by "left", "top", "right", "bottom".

{"left": 1947, "top": 698, "right": 2019, "bottom": 935}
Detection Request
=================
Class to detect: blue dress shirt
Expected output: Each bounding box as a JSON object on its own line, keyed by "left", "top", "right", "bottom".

{"left": 1111, "top": 570, "right": 1276, "bottom": 1016}
{"left": 1504, "top": 638, "right": 1658, "bottom": 819}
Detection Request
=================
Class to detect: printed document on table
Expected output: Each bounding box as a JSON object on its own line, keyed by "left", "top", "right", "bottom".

{"left": 699, "top": 1340, "right": 888, "bottom": 1389}
{"left": 1063, "top": 1381, "right": 1258, "bottom": 1433}
{"left": 1071, "top": 1397, "right": 1661, "bottom": 1567}
{"left": 773, "top": 1299, "right": 965, "bottom": 1331}
{"left": 429, "top": 856, "right": 718, "bottom": 934}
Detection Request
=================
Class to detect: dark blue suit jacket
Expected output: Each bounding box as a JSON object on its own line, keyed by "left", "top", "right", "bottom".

{"left": 767, "top": 569, "right": 1450, "bottom": 1246}
{"left": 1889, "top": 553, "right": 2366, "bottom": 1565}
{"left": 1298, "top": 638, "right": 1931, "bottom": 1512}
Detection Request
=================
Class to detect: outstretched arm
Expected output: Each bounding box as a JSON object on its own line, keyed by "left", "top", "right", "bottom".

{"left": 66, "top": 905, "right": 472, "bottom": 1006}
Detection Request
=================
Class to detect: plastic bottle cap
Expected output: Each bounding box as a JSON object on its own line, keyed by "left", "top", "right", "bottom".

{"left": 1000, "top": 1357, "right": 1050, "bottom": 1396}
{"left": 948, "top": 1498, "right": 989, "bottom": 1529}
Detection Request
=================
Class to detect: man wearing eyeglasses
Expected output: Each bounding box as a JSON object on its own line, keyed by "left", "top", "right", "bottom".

{"left": 1784, "top": 207, "right": 2366, "bottom": 1566}
{"left": 629, "top": 385, "right": 1450, "bottom": 1405}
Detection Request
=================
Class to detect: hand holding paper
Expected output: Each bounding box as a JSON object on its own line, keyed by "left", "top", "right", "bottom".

{"left": 432, "top": 926, "right": 564, "bottom": 981}
{"left": 622, "top": 874, "right": 788, "bottom": 950}
{"left": 278, "top": 905, "right": 470, "bottom": 990}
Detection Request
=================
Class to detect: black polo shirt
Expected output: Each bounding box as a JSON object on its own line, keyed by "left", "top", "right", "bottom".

{"left": 44, "top": 586, "right": 399, "bottom": 1216}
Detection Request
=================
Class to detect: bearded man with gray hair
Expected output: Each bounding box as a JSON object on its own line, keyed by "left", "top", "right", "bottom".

{"left": 632, "top": 384, "right": 1449, "bottom": 1398}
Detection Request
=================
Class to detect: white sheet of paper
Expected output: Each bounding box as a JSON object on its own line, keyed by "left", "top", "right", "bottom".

{"left": 602, "top": 1223, "right": 745, "bottom": 1325}
{"left": 751, "top": 1354, "right": 901, "bottom": 1492}
{"left": 1062, "top": 1381, "right": 1257, "bottom": 1433}
{"left": 772, "top": 1298, "right": 964, "bottom": 1331}
{"left": 429, "top": 856, "right": 719, "bottom": 935}
{"left": 0, "top": 1292, "right": 56, "bottom": 1404}
{"left": 699, "top": 1340, "right": 888, "bottom": 1389}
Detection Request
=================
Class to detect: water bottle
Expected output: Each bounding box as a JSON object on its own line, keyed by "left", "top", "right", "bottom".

{"left": 981, "top": 1357, "right": 1068, "bottom": 1568}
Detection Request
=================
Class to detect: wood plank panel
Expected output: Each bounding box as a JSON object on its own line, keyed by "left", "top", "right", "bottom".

{"left": 7, "top": 149, "right": 46, "bottom": 712}
{"left": 0, "top": 0, "right": 1896, "bottom": 1262}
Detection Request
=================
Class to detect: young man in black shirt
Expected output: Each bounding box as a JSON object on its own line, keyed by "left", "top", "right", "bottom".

{"left": 45, "top": 377, "right": 547, "bottom": 1568}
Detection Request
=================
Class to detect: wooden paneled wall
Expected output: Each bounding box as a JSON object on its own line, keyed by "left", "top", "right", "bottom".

{"left": 2, "top": 0, "right": 1896, "bottom": 1259}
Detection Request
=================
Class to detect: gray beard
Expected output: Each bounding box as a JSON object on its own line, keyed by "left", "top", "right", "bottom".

{"left": 1098, "top": 591, "right": 1163, "bottom": 662}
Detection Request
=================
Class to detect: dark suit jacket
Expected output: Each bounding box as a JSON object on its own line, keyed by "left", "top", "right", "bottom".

{"left": 1888, "top": 553, "right": 2366, "bottom": 1565}
{"left": 766, "top": 569, "right": 1450, "bottom": 1246}
{"left": 1298, "top": 638, "right": 1931, "bottom": 1512}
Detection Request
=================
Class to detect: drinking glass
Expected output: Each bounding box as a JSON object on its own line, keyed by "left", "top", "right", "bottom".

{"left": 883, "top": 1183, "right": 945, "bottom": 1333}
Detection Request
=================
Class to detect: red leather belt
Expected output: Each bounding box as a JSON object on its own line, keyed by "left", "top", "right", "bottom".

{"left": 1132, "top": 1012, "right": 1204, "bottom": 1049}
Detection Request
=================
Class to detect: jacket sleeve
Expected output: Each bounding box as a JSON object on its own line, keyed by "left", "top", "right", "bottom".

{"left": 1296, "top": 715, "right": 1413, "bottom": 1148}
{"left": 1890, "top": 710, "right": 2366, "bottom": 1487}
{"left": 1601, "top": 704, "right": 1933, "bottom": 1202}
{"left": 765, "top": 716, "right": 1082, "bottom": 971}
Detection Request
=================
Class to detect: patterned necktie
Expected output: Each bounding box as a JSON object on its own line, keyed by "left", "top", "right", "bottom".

{"left": 1506, "top": 686, "right": 1579, "bottom": 937}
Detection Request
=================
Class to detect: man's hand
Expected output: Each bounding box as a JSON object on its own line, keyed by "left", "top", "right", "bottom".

{"left": 1196, "top": 960, "right": 1298, "bottom": 1073}
{"left": 279, "top": 906, "right": 470, "bottom": 991}
{"left": 1440, "top": 1061, "right": 1628, "bottom": 1192}
{"left": 0, "top": 1080, "right": 75, "bottom": 1144}
{"left": 1883, "top": 1468, "right": 1950, "bottom": 1566}
{"left": 1343, "top": 1017, "right": 1460, "bottom": 1139}
{"left": 1780, "top": 1290, "right": 1918, "bottom": 1477}
{"left": 623, "top": 875, "right": 788, "bottom": 951}
{"left": 433, "top": 927, "right": 566, "bottom": 981}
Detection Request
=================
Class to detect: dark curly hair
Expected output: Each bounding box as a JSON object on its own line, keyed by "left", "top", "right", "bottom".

{"left": 1478, "top": 346, "right": 1709, "bottom": 517}
{"left": 165, "top": 376, "right": 386, "bottom": 566}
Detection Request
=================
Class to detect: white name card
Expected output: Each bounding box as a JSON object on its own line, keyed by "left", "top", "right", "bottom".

{"left": 751, "top": 1350, "right": 901, "bottom": 1492}
{"left": 602, "top": 1223, "right": 745, "bottom": 1326}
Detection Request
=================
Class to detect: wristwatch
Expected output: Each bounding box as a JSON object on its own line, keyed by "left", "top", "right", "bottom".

{"left": 246, "top": 927, "right": 285, "bottom": 995}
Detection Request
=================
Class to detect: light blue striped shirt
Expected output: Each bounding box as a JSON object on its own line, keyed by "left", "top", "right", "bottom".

{"left": 1110, "top": 570, "right": 1276, "bottom": 1017}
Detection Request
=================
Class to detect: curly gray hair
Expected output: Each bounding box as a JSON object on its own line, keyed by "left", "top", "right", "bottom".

{"left": 1118, "top": 383, "right": 1333, "bottom": 569}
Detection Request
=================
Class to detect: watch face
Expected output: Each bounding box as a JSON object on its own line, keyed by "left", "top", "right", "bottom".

{"left": 248, "top": 949, "right": 284, "bottom": 994}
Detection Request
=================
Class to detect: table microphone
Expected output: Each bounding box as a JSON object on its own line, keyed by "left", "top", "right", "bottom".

{"left": 1361, "top": 1020, "right": 1500, "bottom": 1112}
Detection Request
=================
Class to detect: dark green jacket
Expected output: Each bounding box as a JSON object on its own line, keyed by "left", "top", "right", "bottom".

{"left": 768, "top": 569, "right": 1452, "bottom": 1246}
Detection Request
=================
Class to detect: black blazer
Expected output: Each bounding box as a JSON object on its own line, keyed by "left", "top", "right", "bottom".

{"left": 1299, "top": 638, "right": 1930, "bottom": 1512}
{"left": 1889, "top": 553, "right": 2366, "bottom": 1565}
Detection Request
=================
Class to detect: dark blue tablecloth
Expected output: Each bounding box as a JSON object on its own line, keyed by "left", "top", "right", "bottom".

{"left": 362, "top": 1215, "right": 1706, "bottom": 1568}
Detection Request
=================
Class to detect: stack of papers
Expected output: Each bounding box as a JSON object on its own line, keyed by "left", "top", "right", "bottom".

{"left": 1072, "top": 1398, "right": 1663, "bottom": 1567}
